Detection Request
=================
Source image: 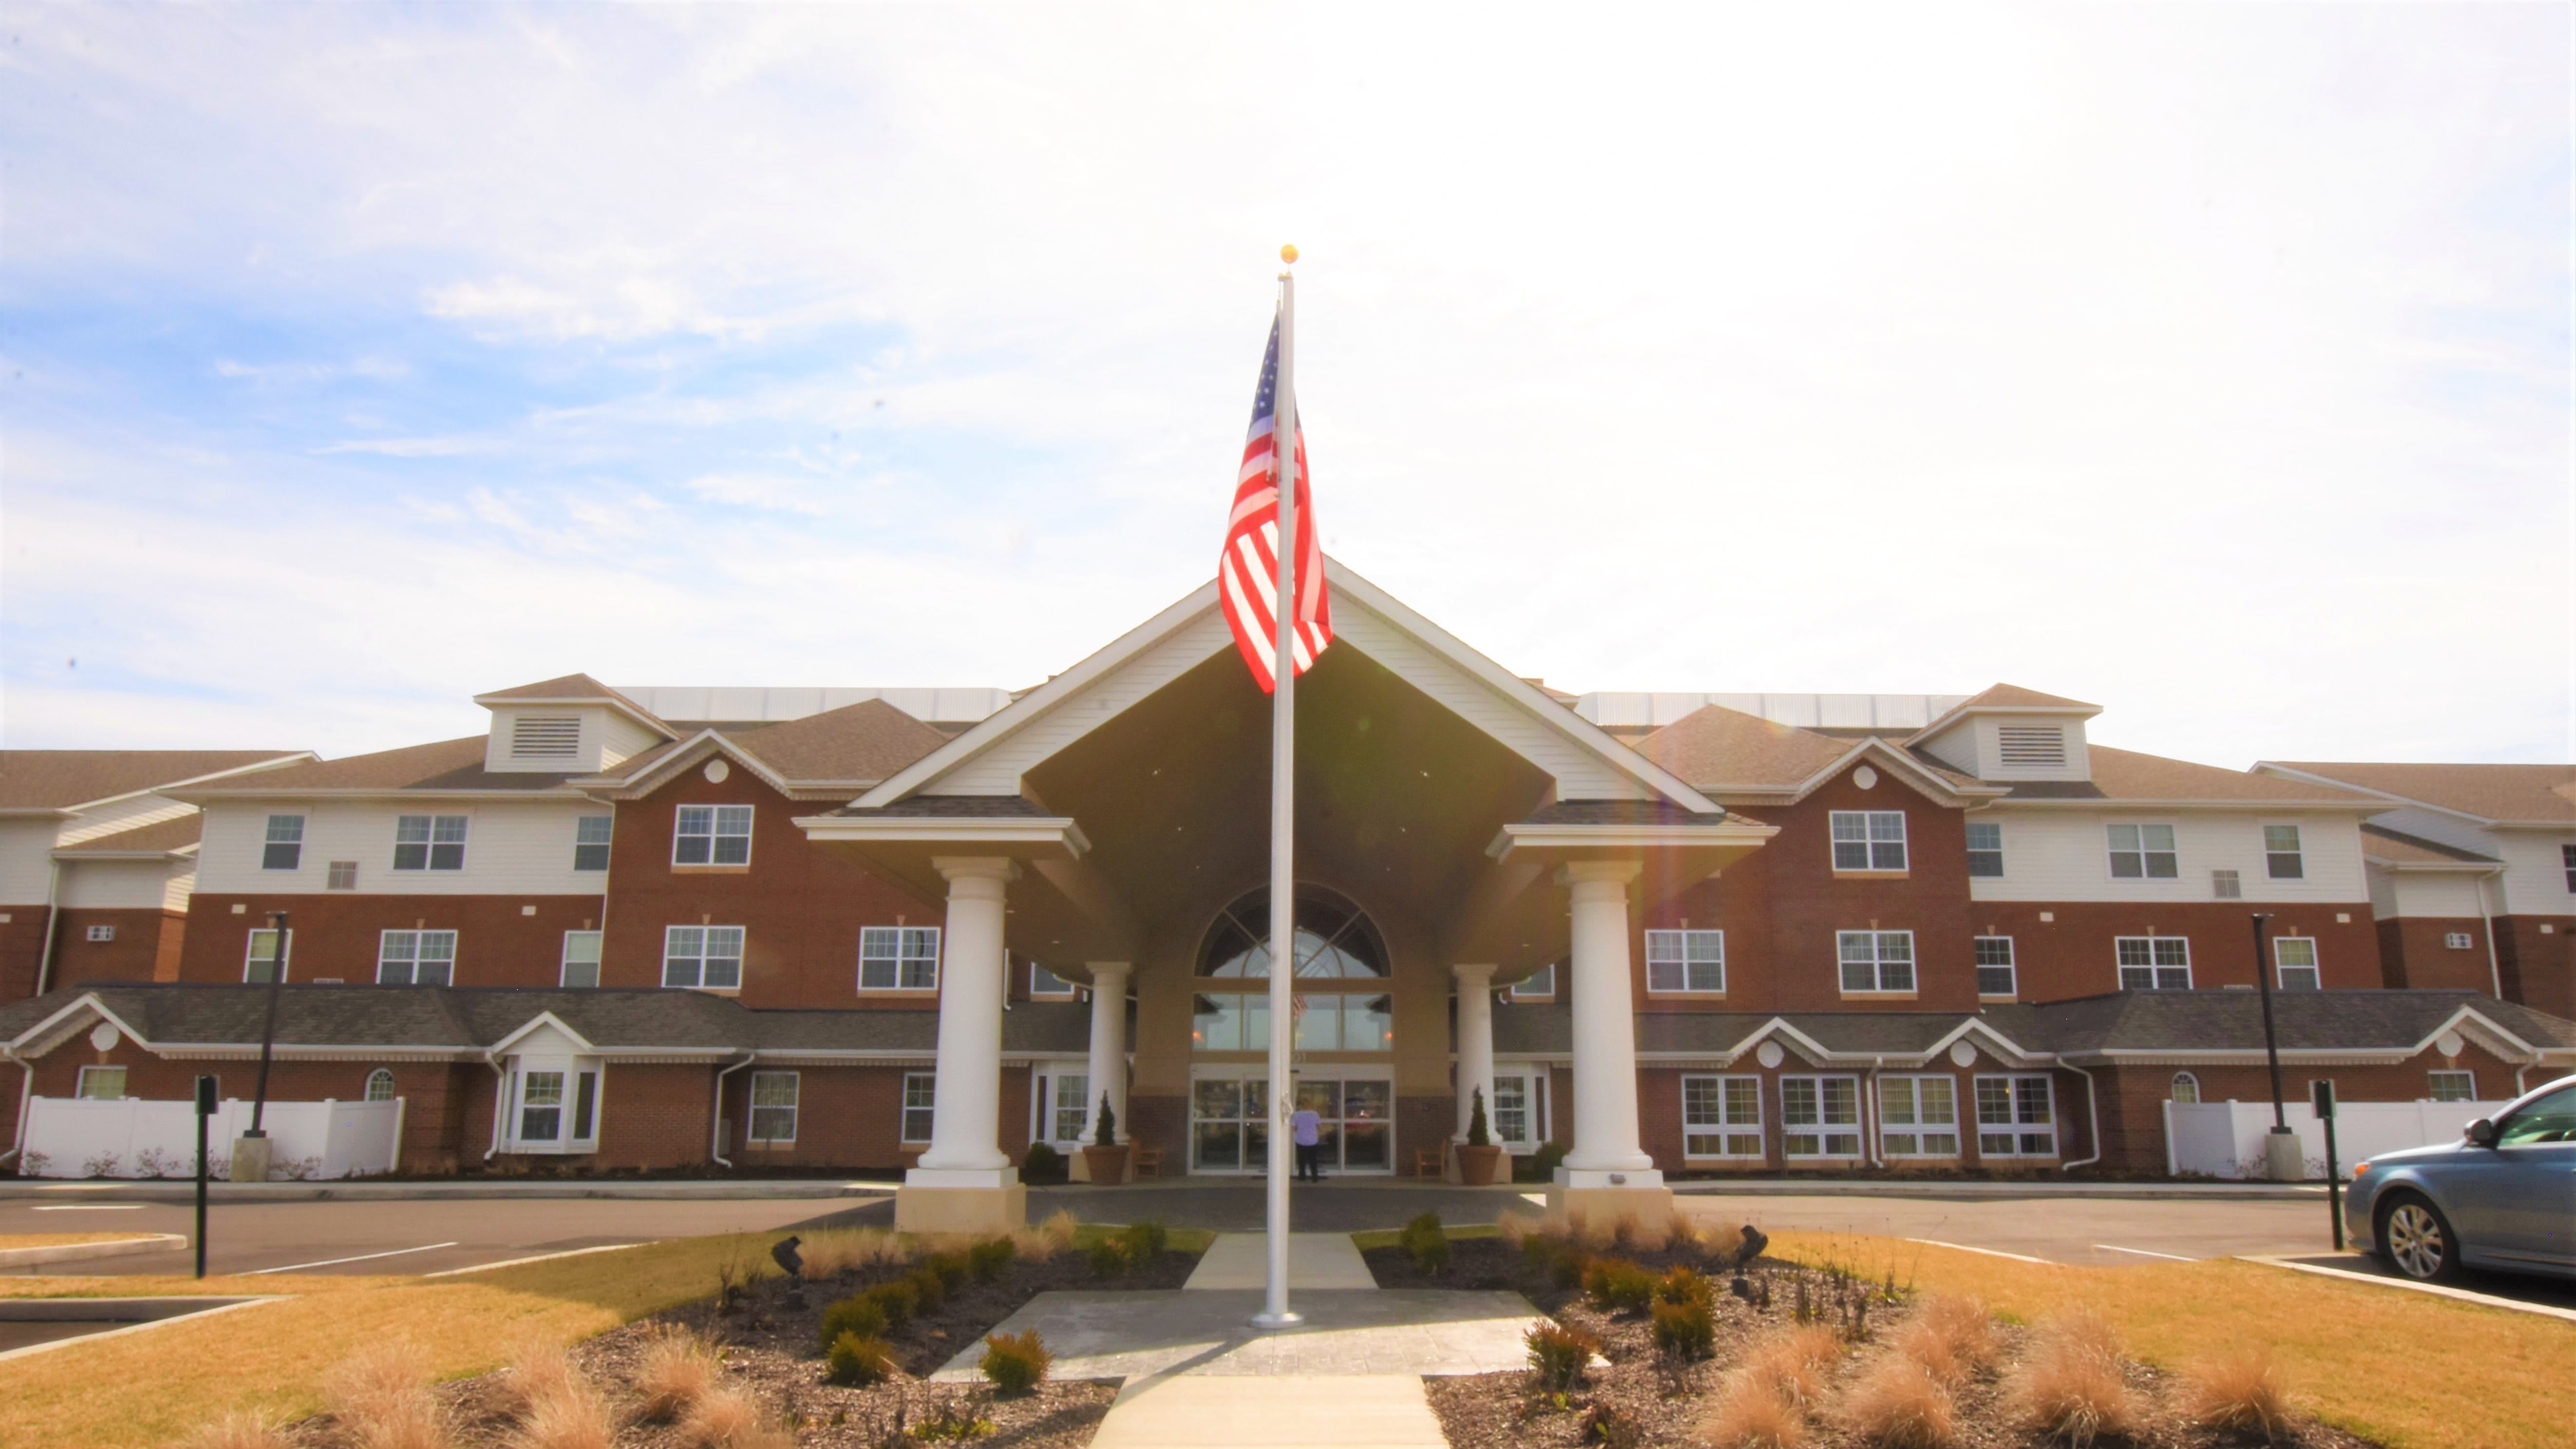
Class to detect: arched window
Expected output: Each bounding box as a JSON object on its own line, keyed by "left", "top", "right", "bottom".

{"left": 1198, "top": 886, "right": 1387, "bottom": 978}
{"left": 364, "top": 1068, "right": 397, "bottom": 1102}
{"left": 2170, "top": 1072, "right": 2200, "bottom": 1105}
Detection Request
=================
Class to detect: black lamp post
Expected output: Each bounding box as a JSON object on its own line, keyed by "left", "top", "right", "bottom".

{"left": 2249, "top": 910, "right": 2298, "bottom": 1180}
{"left": 248, "top": 910, "right": 288, "bottom": 1137}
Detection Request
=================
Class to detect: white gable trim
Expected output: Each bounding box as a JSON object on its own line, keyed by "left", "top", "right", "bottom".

{"left": 487, "top": 1011, "right": 602, "bottom": 1057}
{"left": 575, "top": 731, "right": 796, "bottom": 800}
{"left": 7, "top": 995, "right": 151, "bottom": 1057}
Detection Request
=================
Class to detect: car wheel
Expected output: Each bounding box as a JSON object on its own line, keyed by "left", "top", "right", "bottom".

{"left": 2377, "top": 1193, "right": 2460, "bottom": 1282}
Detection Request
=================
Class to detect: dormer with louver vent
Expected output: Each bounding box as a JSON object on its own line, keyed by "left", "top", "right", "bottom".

{"left": 1908, "top": 684, "right": 2100, "bottom": 783}
{"left": 475, "top": 674, "right": 674, "bottom": 774}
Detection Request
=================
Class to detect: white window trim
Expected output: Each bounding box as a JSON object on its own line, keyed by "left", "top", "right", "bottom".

{"left": 76, "top": 1065, "right": 128, "bottom": 1100}
{"left": 505, "top": 1059, "right": 602, "bottom": 1154}
{"left": 376, "top": 928, "right": 459, "bottom": 987}
{"left": 901, "top": 1072, "right": 937, "bottom": 1144}
{"left": 2263, "top": 822, "right": 2305, "bottom": 881}
{"left": 1779, "top": 1073, "right": 1864, "bottom": 1159}
{"left": 243, "top": 928, "right": 293, "bottom": 983}
{"left": 1876, "top": 1074, "right": 1962, "bottom": 1159}
{"left": 1489, "top": 1065, "right": 1550, "bottom": 1151}
{"left": 262, "top": 814, "right": 305, "bottom": 872}
{"left": 1027, "top": 961, "right": 1079, "bottom": 998}
{"left": 1829, "top": 810, "right": 1909, "bottom": 872}
{"left": 1974, "top": 1074, "right": 2058, "bottom": 1158}
{"left": 662, "top": 924, "right": 746, "bottom": 991}
{"left": 1644, "top": 929, "right": 1726, "bottom": 994}
{"left": 1964, "top": 820, "right": 2004, "bottom": 878}
{"left": 748, "top": 1070, "right": 799, "bottom": 1145}
{"left": 393, "top": 813, "right": 469, "bottom": 873}
{"left": 2115, "top": 934, "right": 2192, "bottom": 990}
{"left": 858, "top": 925, "right": 941, "bottom": 993}
{"left": 1973, "top": 936, "right": 2016, "bottom": 998}
{"left": 1836, "top": 929, "right": 1917, "bottom": 994}
{"left": 1509, "top": 963, "right": 1557, "bottom": 1000}
{"left": 1031, "top": 1066, "right": 1091, "bottom": 1145}
{"left": 364, "top": 1068, "right": 397, "bottom": 1102}
{"left": 560, "top": 929, "right": 603, "bottom": 988}
{"left": 1680, "top": 1073, "right": 1764, "bottom": 1159}
{"left": 2170, "top": 1071, "right": 2200, "bottom": 1104}
{"left": 573, "top": 815, "right": 613, "bottom": 873}
{"left": 2273, "top": 936, "right": 2321, "bottom": 991}
{"left": 2106, "top": 820, "right": 2180, "bottom": 881}
{"left": 2426, "top": 1070, "right": 2475, "bottom": 1103}
{"left": 672, "top": 804, "right": 754, "bottom": 867}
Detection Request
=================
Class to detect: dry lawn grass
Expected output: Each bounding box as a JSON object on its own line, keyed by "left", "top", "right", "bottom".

{"left": 0, "top": 1232, "right": 792, "bottom": 1449}
{"left": 1763, "top": 1229, "right": 2562, "bottom": 1449}
{"left": 175, "top": 1411, "right": 296, "bottom": 1449}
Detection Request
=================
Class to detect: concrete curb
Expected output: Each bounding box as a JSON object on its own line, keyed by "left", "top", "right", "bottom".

{"left": 0, "top": 1234, "right": 190, "bottom": 1267}
{"left": 1670, "top": 1180, "right": 2331, "bottom": 1202}
{"left": 0, "top": 1180, "right": 896, "bottom": 1204}
{"left": 0, "top": 1296, "right": 282, "bottom": 1364}
{"left": 2236, "top": 1255, "right": 2576, "bottom": 1322}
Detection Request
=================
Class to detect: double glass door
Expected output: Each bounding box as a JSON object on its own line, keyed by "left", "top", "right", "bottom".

{"left": 1190, "top": 1074, "right": 1393, "bottom": 1174}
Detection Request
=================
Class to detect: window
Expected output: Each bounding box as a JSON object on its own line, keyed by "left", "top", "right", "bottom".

{"left": 859, "top": 926, "right": 940, "bottom": 991}
{"left": 2115, "top": 936, "right": 2190, "bottom": 990}
{"left": 2262, "top": 824, "right": 2304, "bottom": 880}
{"left": 1781, "top": 1076, "right": 1862, "bottom": 1157}
{"left": 2170, "top": 1072, "right": 2200, "bottom": 1104}
{"left": 1879, "top": 1076, "right": 1960, "bottom": 1157}
{"left": 393, "top": 814, "right": 467, "bottom": 872}
{"left": 1996, "top": 724, "right": 2067, "bottom": 767}
{"left": 364, "top": 1068, "right": 396, "bottom": 1101}
{"left": 510, "top": 716, "right": 581, "bottom": 759}
{"left": 326, "top": 860, "right": 358, "bottom": 891}
{"left": 1198, "top": 884, "right": 1389, "bottom": 977}
{"left": 1511, "top": 964, "right": 1556, "bottom": 999}
{"left": 673, "top": 805, "right": 752, "bottom": 866}
{"left": 2427, "top": 1070, "right": 2475, "bottom": 1103}
{"left": 1045, "top": 1072, "right": 1089, "bottom": 1143}
{"left": 2444, "top": 931, "right": 2474, "bottom": 951}
{"left": 1838, "top": 930, "right": 1916, "bottom": 993}
{"left": 2274, "top": 937, "right": 2320, "bottom": 991}
{"left": 2563, "top": 844, "right": 2576, "bottom": 892}
{"left": 1682, "top": 1075, "right": 1764, "bottom": 1158}
{"left": 902, "top": 1073, "right": 936, "bottom": 1143}
{"left": 663, "top": 925, "right": 745, "bottom": 989}
{"left": 1965, "top": 821, "right": 2003, "bottom": 878}
{"left": 749, "top": 1072, "right": 799, "bottom": 1143}
{"left": 1277, "top": 994, "right": 1392, "bottom": 1052}
{"left": 85, "top": 924, "right": 116, "bottom": 943}
{"left": 1831, "top": 811, "right": 1908, "bottom": 871}
{"left": 243, "top": 927, "right": 292, "bottom": 983}
{"left": 1975, "top": 1075, "right": 2056, "bottom": 1156}
{"left": 573, "top": 816, "right": 612, "bottom": 872}
{"left": 376, "top": 929, "right": 457, "bottom": 986}
{"left": 2497, "top": 1084, "right": 2576, "bottom": 1145}
{"left": 2107, "top": 823, "right": 2178, "bottom": 879}
{"left": 1974, "top": 937, "right": 2016, "bottom": 997}
{"left": 519, "top": 1071, "right": 565, "bottom": 1142}
{"left": 263, "top": 815, "right": 304, "bottom": 871}
{"left": 2211, "top": 869, "right": 2242, "bottom": 900}
{"left": 1029, "top": 962, "right": 1077, "bottom": 997}
{"left": 76, "top": 1066, "right": 127, "bottom": 1100}
{"left": 560, "top": 930, "right": 602, "bottom": 988}
{"left": 1645, "top": 929, "right": 1726, "bottom": 993}
{"left": 1189, "top": 992, "right": 1272, "bottom": 1051}
{"left": 1491, "top": 1071, "right": 1544, "bottom": 1148}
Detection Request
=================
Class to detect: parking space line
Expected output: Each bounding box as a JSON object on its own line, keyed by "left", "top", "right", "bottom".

{"left": 244, "top": 1242, "right": 460, "bottom": 1275}
{"left": 1903, "top": 1238, "right": 2050, "bottom": 1263}
{"left": 29, "top": 1205, "right": 146, "bottom": 1211}
{"left": 424, "top": 1242, "right": 652, "bottom": 1277}
{"left": 2238, "top": 1256, "right": 2576, "bottom": 1323}
{"left": 2093, "top": 1244, "right": 2193, "bottom": 1261}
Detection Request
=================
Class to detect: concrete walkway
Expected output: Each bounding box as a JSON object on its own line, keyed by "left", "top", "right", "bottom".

{"left": 1184, "top": 1232, "right": 1379, "bottom": 1289}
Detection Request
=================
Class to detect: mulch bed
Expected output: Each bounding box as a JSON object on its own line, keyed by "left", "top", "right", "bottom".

{"left": 1381, "top": 1237, "right": 2380, "bottom": 1449}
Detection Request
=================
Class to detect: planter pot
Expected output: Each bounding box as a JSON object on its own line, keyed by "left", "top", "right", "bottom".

{"left": 1457, "top": 1144, "right": 1505, "bottom": 1186}
{"left": 1083, "top": 1145, "right": 1130, "bottom": 1186}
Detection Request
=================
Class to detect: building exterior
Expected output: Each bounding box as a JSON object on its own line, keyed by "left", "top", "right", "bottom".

{"left": 4, "top": 563, "right": 2572, "bottom": 1226}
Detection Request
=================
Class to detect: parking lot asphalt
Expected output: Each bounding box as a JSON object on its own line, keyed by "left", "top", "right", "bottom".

{"left": 0, "top": 1195, "right": 886, "bottom": 1278}
{"left": 1667, "top": 1190, "right": 2344, "bottom": 1266}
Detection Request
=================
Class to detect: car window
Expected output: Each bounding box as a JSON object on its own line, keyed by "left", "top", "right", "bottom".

{"left": 2496, "top": 1085, "right": 2576, "bottom": 1146}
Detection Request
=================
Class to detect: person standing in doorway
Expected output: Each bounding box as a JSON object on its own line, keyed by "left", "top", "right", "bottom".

{"left": 1291, "top": 1101, "right": 1323, "bottom": 1183}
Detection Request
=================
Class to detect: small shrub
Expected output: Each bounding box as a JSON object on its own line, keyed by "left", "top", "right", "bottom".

{"left": 1521, "top": 1140, "right": 1568, "bottom": 1182}
{"left": 2003, "top": 1307, "right": 2138, "bottom": 1449}
{"left": 1548, "top": 1245, "right": 1592, "bottom": 1290}
{"left": 1839, "top": 1355, "right": 1955, "bottom": 1449}
{"left": 1699, "top": 1380, "right": 1806, "bottom": 1449}
{"left": 826, "top": 1332, "right": 897, "bottom": 1387}
{"left": 82, "top": 1151, "right": 123, "bottom": 1179}
{"left": 866, "top": 1276, "right": 921, "bottom": 1330}
{"left": 635, "top": 1327, "right": 724, "bottom": 1422}
{"left": 1651, "top": 1299, "right": 1715, "bottom": 1359}
{"left": 924, "top": 1250, "right": 971, "bottom": 1292}
{"left": 967, "top": 1235, "right": 1016, "bottom": 1282}
{"left": 820, "top": 1294, "right": 891, "bottom": 1351}
{"left": 1524, "top": 1318, "right": 1600, "bottom": 1393}
{"left": 15, "top": 1150, "right": 50, "bottom": 1178}
{"left": 1401, "top": 1212, "right": 1449, "bottom": 1276}
{"left": 1117, "top": 1219, "right": 1169, "bottom": 1260}
{"left": 905, "top": 1265, "right": 948, "bottom": 1313}
{"left": 179, "top": 1412, "right": 295, "bottom": 1449}
{"left": 979, "top": 1329, "right": 1053, "bottom": 1395}
{"left": 1654, "top": 1265, "right": 1714, "bottom": 1309}
{"left": 2179, "top": 1348, "right": 2296, "bottom": 1442}
{"left": 134, "top": 1147, "right": 176, "bottom": 1179}
{"left": 913, "top": 1403, "right": 997, "bottom": 1442}
{"left": 1582, "top": 1256, "right": 1655, "bottom": 1314}
{"left": 1086, "top": 1236, "right": 1132, "bottom": 1277}
{"left": 1578, "top": 1399, "right": 1644, "bottom": 1449}
{"left": 1021, "top": 1140, "right": 1067, "bottom": 1184}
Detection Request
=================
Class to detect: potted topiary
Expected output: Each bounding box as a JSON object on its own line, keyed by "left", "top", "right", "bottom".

{"left": 1458, "top": 1087, "right": 1505, "bottom": 1185}
{"left": 1082, "top": 1093, "right": 1130, "bottom": 1186}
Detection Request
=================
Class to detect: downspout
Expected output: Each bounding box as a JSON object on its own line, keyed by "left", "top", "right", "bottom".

{"left": 1862, "top": 1058, "right": 1883, "bottom": 1168}
{"left": 710, "top": 1054, "right": 755, "bottom": 1169}
{"left": 2060, "top": 1063, "right": 2103, "bottom": 1173}
{"left": 483, "top": 1050, "right": 508, "bottom": 1161}
{"left": 2474, "top": 869, "right": 2505, "bottom": 1000}
{"left": 32, "top": 857, "right": 64, "bottom": 998}
{"left": 2, "top": 1045, "right": 31, "bottom": 1167}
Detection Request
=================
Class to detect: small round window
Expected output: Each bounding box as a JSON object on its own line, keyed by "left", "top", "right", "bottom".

{"left": 364, "top": 1068, "right": 397, "bottom": 1102}
{"left": 1199, "top": 886, "right": 1387, "bottom": 978}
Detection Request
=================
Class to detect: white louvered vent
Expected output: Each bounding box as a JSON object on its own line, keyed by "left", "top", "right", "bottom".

{"left": 1995, "top": 724, "right": 2067, "bottom": 767}
{"left": 2211, "top": 869, "right": 2242, "bottom": 900}
{"left": 511, "top": 716, "right": 582, "bottom": 758}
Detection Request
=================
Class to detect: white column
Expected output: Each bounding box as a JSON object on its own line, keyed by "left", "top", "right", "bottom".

{"left": 1084, "top": 963, "right": 1130, "bottom": 1144}
{"left": 916, "top": 857, "right": 1017, "bottom": 1177}
{"left": 1559, "top": 861, "right": 1656, "bottom": 1175}
{"left": 1453, "top": 964, "right": 1497, "bottom": 1142}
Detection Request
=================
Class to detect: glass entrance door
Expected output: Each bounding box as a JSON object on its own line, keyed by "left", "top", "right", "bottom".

{"left": 1191, "top": 1073, "right": 1392, "bottom": 1174}
{"left": 1191, "top": 1077, "right": 1267, "bottom": 1172}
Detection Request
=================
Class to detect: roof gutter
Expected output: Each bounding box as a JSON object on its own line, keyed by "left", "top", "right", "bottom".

{"left": 483, "top": 1050, "right": 508, "bottom": 1161}
{"left": 32, "top": 857, "right": 64, "bottom": 998}
{"left": 711, "top": 1053, "right": 756, "bottom": 1169}
{"left": 2475, "top": 868, "right": 2506, "bottom": 1000}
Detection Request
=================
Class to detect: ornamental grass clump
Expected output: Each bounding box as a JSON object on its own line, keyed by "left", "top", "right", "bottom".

{"left": 826, "top": 1332, "right": 898, "bottom": 1387}
{"left": 1838, "top": 1355, "right": 1956, "bottom": 1449}
{"left": 1888, "top": 1296, "right": 1995, "bottom": 1389}
{"left": 978, "top": 1330, "right": 1053, "bottom": 1395}
{"left": 503, "top": 1339, "right": 580, "bottom": 1414}
{"left": 635, "top": 1326, "right": 725, "bottom": 1422}
{"left": 2178, "top": 1348, "right": 2297, "bottom": 1443}
{"left": 1735, "top": 1323, "right": 1845, "bottom": 1412}
{"left": 325, "top": 1340, "right": 450, "bottom": 1449}
{"left": 2003, "top": 1306, "right": 2139, "bottom": 1449}
{"left": 510, "top": 1378, "right": 614, "bottom": 1449}
{"left": 820, "top": 1294, "right": 892, "bottom": 1352}
{"left": 1496, "top": 1210, "right": 1538, "bottom": 1249}
{"left": 677, "top": 1388, "right": 785, "bottom": 1449}
{"left": 1582, "top": 1256, "right": 1656, "bottom": 1315}
{"left": 1699, "top": 1379, "right": 1807, "bottom": 1449}
{"left": 1618, "top": 1211, "right": 1671, "bottom": 1253}
{"left": 1524, "top": 1318, "right": 1601, "bottom": 1394}
{"left": 967, "top": 1234, "right": 1016, "bottom": 1282}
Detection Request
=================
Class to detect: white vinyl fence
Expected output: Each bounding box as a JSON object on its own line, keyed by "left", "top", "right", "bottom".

{"left": 2163, "top": 1097, "right": 2511, "bottom": 1181}
{"left": 19, "top": 1096, "right": 404, "bottom": 1180}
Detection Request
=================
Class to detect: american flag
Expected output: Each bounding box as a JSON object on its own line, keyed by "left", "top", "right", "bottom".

{"left": 1219, "top": 316, "right": 1331, "bottom": 692}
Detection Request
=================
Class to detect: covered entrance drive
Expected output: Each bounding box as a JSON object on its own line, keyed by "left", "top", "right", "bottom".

{"left": 798, "top": 561, "right": 1775, "bottom": 1229}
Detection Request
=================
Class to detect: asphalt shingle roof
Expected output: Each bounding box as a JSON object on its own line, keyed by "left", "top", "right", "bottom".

{"left": 0, "top": 751, "right": 307, "bottom": 810}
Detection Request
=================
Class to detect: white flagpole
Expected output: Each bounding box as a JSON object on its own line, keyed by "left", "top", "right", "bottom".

{"left": 1253, "top": 249, "right": 1302, "bottom": 1331}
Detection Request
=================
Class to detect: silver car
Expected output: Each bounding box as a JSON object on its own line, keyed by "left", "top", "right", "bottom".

{"left": 2346, "top": 1074, "right": 2576, "bottom": 1282}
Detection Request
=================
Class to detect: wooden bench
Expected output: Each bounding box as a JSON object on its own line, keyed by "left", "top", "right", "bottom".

{"left": 1131, "top": 1144, "right": 1164, "bottom": 1180}
{"left": 1414, "top": 1146, "right": 1447, "bottom": 1179}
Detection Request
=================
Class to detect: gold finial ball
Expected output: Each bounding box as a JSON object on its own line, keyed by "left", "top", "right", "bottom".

{"left": 1280, "top": 243, "right": 1298, "bottom": 264}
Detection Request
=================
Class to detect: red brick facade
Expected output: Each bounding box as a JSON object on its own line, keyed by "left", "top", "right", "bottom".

{"left": 46, "top": 907, "right": 187, "bottom": 989}
{"left": 2375, "top": 917, "right": 2497, "bottom": 992}
{"left": 175, "top": 893, "right": 606, "bottom": 988}
{"left": 2493, "top": 916, "right": 2576, "bottom": 1020}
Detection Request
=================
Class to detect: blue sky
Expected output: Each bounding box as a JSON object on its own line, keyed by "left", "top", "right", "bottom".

{"left": 1, "top": 4, "right": 2566, "bottom": 766}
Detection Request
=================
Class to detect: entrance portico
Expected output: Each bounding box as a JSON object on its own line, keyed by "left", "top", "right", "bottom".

{"left": 800, "top": 560, "right": 1774, "bottom": 1228}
